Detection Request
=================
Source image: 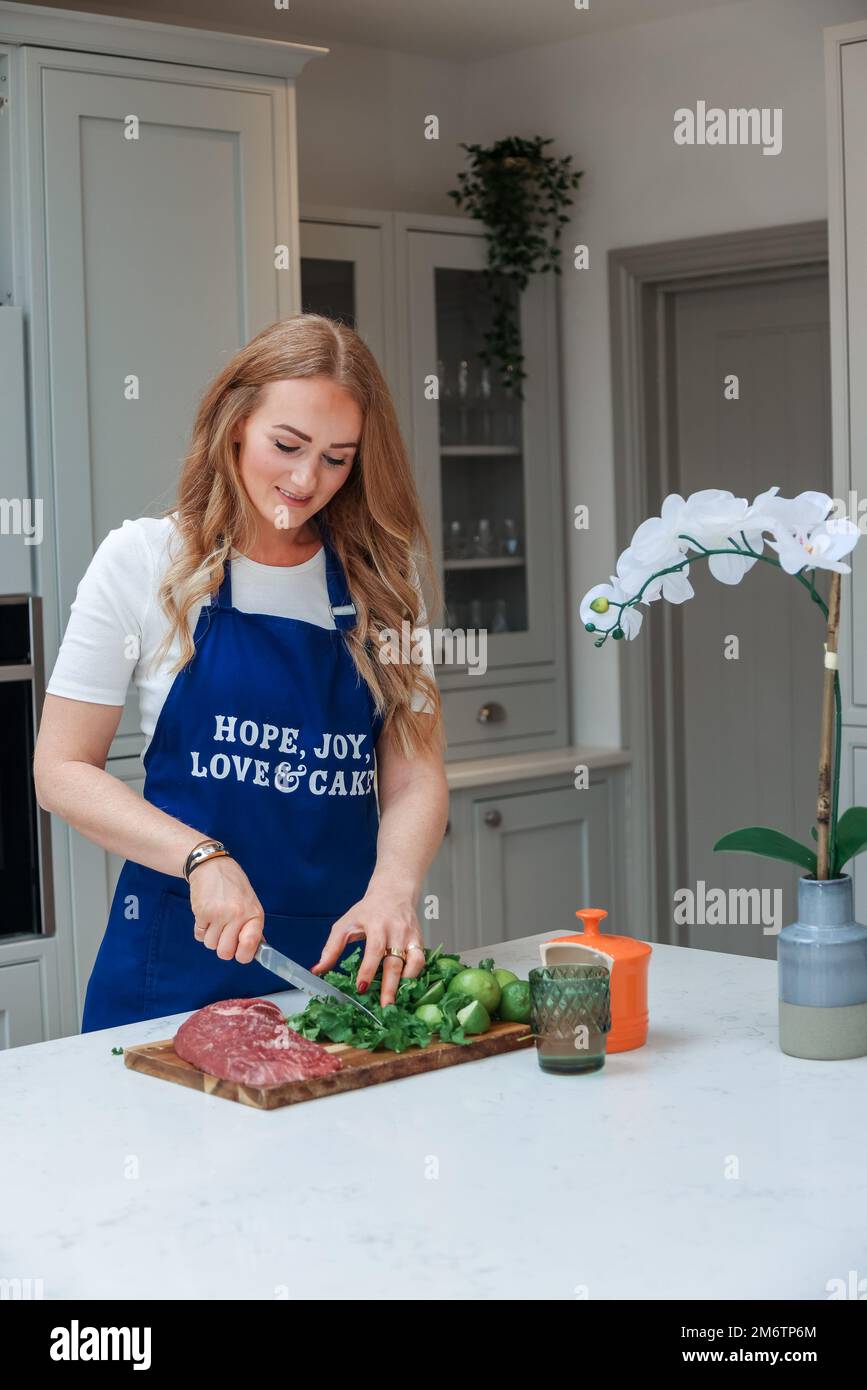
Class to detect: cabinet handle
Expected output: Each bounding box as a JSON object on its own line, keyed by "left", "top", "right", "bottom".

{"left": 477, "top": 701, "right": 506, "bottom": 725}
{"left": 484, "top": 809, "right": 502, "bottom": 828}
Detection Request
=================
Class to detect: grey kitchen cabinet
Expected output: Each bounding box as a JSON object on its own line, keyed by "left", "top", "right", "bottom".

{"left": 422, "top": 754, "right": 630, "bottom": 956}
{"left": 398, "top": 216, "right": 569, "bottom": 759}
{"left": 300, "top": 207, "right": 398, "bottom": 414}
{"left": 301, "top": 207, "right": 570, "bottom": 760}
{"left": 0, "top": 2, "right": 322, "bottom": 1038}
{"left": 26, "top": 46, "right": 300, "bottom": 762}
{"left": 0, "top": 957, "right": 51, "bottom": 1047}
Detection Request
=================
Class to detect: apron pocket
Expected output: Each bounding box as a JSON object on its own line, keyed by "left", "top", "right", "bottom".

{"left": 144, "top": 889, "right": 354, "bottom": 1021}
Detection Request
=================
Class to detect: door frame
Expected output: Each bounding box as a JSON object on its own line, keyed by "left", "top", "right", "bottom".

{"left": 608, "top": 222, "right": 828, "bottom": 945}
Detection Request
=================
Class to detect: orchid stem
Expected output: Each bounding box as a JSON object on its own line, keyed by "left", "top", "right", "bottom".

{"left": 591, "top": 537, "right": 840, "bottom": 873}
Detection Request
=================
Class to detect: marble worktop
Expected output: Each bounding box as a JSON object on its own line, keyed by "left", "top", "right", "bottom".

{"left": 1, "top": 935, "right": 865, "bottom": 1300}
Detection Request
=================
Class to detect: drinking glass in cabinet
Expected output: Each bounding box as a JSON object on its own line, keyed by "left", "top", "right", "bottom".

{"left": 499, "top": 518, "right": 521, "bottom": 557}
{"left": 491, "top": 599, "right": 510, "bottom": 634}
{"left": 472, "top": 519, "right": 494, "bottom": 559}
{"left": 444, "top": 519, "right": 469, "bottom": 560}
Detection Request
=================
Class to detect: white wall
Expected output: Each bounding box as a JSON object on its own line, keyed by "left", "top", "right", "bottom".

{"left": 459, "top": 0, "right": 867, "bottom": 747}
{"left": 297, "top": 0, "right": 867, "bottom": 749}
{"left": 296, "top": 42, "right": 467, "bottom": 212}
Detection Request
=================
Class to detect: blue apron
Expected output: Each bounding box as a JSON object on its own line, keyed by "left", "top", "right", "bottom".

{"left": 81, "top": 536, "right": 383, "bottom": 1032}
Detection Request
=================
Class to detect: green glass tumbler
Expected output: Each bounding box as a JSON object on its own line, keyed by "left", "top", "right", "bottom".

{"left": 529, "top": 964, "right": 612, "bottom": 1074}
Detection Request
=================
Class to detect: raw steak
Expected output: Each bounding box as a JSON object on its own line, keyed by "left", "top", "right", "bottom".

{"left": 174, "top": 998, "right": 342, "bottom": 1087}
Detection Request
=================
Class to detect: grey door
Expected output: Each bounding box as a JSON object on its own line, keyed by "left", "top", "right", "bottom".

{"left": 670, "top": 273, "right": 832, "bottom": 956}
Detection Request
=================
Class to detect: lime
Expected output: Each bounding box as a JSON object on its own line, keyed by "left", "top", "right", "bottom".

{"left": 415, "top": 1003, "right": 444, "bottom": 1028}
{"left": 416, "top": 979, "right": 445, "bottom": 1007}
{"left": 493, "top": 968, "right": 519, "bottom": 991}
{"left": 447, "top": 967, "right": 501, "bottom": 1015}
{"left": 436, "top": 957, "right": 465, "bottom": 979}
{"left": 498, "top": 979, "right": 531, "bottom": 1024}
{"left": 457, "top": 1000, "right": 490, "bottom": 1034}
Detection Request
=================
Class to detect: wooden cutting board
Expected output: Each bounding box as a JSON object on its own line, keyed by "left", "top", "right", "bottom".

{"left": 123, "top": 1020, "right": 535, "bottom": 1109}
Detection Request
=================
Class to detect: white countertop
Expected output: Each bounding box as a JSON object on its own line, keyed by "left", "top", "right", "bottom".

{"left": 2, "top": 935, "right": 865, "bottom": 1301}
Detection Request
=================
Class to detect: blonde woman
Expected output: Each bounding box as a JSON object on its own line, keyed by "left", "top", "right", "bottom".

{"left": 34, "top": 315, "right": 449, "bottom": 1031}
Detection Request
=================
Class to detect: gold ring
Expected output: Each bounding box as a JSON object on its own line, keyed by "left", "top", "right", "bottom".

{"left": 384, "top": 946, "right": 407, "bottom": 961}
{"left": 407, "top": 943, "right": 426, "bottom": 954}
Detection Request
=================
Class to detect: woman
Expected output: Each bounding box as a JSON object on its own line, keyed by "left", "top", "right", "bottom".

{"left": 34, "top": 315, "right": 449, "bottom": 1031}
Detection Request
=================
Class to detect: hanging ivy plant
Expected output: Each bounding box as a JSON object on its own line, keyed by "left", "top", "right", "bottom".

{"left": 448, "top": 135, "right": 583, "bottom": 398}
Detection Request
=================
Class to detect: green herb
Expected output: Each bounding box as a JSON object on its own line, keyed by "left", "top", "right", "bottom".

{"left": 111, "top": 1046, "right": 124, "bottom": 1055}
{"left": 286, "top": 945, "right": 476, "bottom": 1053}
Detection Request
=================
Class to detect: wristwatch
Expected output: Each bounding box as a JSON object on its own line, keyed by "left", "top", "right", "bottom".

{"left": 183, "top": 838, "right": 231, "bottom": 881}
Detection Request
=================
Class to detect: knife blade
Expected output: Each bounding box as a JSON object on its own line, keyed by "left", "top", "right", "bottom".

{"left": 255, "top": 939, "right": 383, "bottom": 1027}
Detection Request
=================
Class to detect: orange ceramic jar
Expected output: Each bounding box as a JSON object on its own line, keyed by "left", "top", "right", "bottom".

{"left": 541, "top": 909, "right": 651, "bottom": 1053}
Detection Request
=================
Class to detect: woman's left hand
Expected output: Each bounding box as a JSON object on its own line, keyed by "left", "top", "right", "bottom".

{"left": 310, "top": 881, "right": 426, "bottom": 1006}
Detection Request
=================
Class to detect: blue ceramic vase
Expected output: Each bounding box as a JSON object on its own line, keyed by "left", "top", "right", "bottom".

{"left": 778, "top": 874, "right": 867, "bottom": 1060}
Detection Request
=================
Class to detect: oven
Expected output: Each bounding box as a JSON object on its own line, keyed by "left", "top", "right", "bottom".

{"left": 0, "top": 594, "right": 54, "bottom": 937}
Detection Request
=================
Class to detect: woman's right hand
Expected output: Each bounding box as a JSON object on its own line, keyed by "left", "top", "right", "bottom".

{"left": 187, "top": 856, "right": 265, "bottom": 965}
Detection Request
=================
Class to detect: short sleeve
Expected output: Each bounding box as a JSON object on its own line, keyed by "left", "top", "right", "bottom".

{"left": 45, "top": 519, "right": 155, "bottom": 706}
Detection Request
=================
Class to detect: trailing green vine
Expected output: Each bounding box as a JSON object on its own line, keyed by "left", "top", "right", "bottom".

{"left": 448, "top": 135, "right": 583, "bottom": 397}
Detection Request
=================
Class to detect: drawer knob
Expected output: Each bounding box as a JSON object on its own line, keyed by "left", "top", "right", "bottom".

{"left": 477, "top": 701, "right": 506, "bottom": 725}
{"left": 484, "top": 809, "right": 502, "bottom": 828}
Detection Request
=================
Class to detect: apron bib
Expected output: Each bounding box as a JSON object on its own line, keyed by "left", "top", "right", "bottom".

{"left": 81, "top": 539, "right": 382, "bottom": 1031}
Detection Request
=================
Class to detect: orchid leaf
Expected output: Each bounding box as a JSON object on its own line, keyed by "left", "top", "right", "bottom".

{"left": 713, "top": 826, "right": 817, "bottom": 875}
{"left": 831, "top": 807, "right": 867, "bottom": 876}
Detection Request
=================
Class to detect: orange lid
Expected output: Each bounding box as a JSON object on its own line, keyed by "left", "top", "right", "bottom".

{"left": 549, "top": 908, "right": 652, "bottom": 962}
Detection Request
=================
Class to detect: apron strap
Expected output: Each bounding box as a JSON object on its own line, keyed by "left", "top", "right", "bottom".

{"left": 323, "top": 541, "right": 358, "bottom": 631}
{"left": 210, "top": 538, "right": 357, "bottom": 630}
{"left": 317, "top": 513, "right": 358, "bottom": 631}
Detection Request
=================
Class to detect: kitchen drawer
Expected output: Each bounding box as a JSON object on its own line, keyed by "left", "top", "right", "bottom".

{"left": 441, "top": 680, "right": 558, "bottom": 748}
{"left": 0, "top": 959, "right": 45, "bottom": 1047}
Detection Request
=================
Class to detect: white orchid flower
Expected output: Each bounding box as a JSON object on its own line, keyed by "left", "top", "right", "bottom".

{"left": 768, "top": 516, "right": 859, "bottom": 575}
{"left": 677, "top": 489, "right": 766, "bottom": 584}
{"left": 749, "top": 489, "right": 857, "bottom": 573}
{"left": 753, "top": 489, "right": 833, "bottom": 534}
{"left": 580, "top": 576, "right": 643, "bottom": 640}
{"left": 617, "top": 544, "right": 693, "bottom": 603}
{"left": 627, "top": 495, "right": 693, "bottom": 571}
{"left": 642, "top": 568, "right": 695, "bottom": 604}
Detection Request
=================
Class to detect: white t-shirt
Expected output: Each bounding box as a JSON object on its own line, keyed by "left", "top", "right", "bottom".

{"left": 46, "top": 515, "right": 434, "bottom": 756}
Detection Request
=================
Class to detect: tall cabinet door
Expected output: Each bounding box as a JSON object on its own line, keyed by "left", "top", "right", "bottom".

{"left": 23, "top": 46, "right": 294, "bottom": 756}
{"left": 19, "top": 46, "right": 297, "bottom": 1032}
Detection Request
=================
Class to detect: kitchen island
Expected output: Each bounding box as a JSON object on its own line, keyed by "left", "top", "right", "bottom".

{"left": 2, "top": 934, "right": 865, "bottom": 1301}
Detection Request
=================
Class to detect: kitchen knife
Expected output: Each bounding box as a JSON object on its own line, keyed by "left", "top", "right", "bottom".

{"left": 255, "top": 939, "right": 383, "bottom": 1027}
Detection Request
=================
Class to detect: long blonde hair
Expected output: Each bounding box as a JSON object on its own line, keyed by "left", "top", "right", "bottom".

{"left": 156, "top": 314, "right": 443, "bottom": 756}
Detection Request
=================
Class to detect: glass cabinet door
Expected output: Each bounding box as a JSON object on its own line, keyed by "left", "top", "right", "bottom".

{"left": 299, "top": 219, "right": 389, "bottom": 372}
{"left": 407, "top": 229, "right": 557, "bottom": 670}
{"left": 435, "top": 264, "right": 528, "bottom": 636}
